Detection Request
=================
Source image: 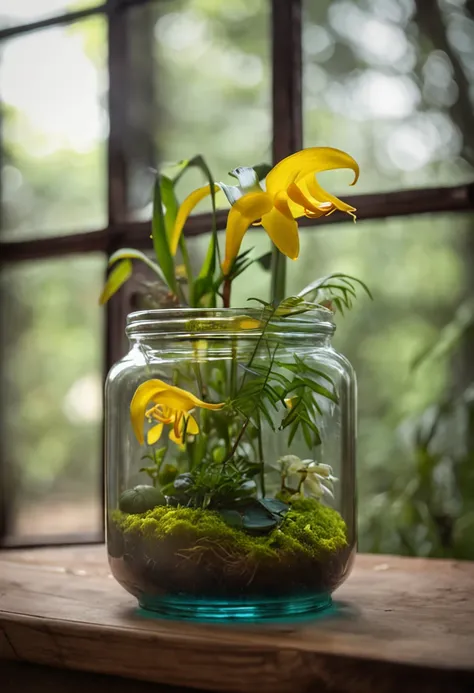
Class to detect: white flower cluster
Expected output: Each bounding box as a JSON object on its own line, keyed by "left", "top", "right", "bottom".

{"left": 278, "top": 455, "right": 337, "bottom": 500}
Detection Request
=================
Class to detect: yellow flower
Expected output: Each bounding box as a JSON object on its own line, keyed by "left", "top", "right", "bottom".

{"left": 130, "top": 379, "right": 225, "bottom": 447}
{"left": 168, "top": 147, "right": 359, "bottom": 276}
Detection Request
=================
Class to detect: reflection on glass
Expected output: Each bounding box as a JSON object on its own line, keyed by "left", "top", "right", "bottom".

{"left": 0, "top": 0, "right": 101, "bottom": 28}
{"left": 303, "top": 0, "right": 474, "bottom": 192}
{"left": 0, "top": 256, "right": 104, "bottom": 540}
{"left": 0, "top": 16, "right": 107, "bottom": 239}
{"left": 126, "top": 0, "right": 271, "bottom": 216}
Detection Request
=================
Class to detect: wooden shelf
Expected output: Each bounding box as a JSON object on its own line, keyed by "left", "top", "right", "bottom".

{"left": 1, "top": 547, "right": 473, "bottom": 692}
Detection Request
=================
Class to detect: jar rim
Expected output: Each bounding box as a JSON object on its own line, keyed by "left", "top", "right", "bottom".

{"left": 126, "top": 307, "right": 335, "bottom": 340}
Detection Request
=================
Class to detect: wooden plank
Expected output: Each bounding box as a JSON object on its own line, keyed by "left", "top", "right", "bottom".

{"left": 2, "top": 661, "right": 200, "bottom": 693}
{"left": 0, "top": 548, "right": 473, "bottom": 692}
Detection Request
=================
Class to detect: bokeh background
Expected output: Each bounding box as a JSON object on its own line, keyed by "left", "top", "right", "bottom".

{"left": 1, "top": 0, "right": 474, "bottom": 556}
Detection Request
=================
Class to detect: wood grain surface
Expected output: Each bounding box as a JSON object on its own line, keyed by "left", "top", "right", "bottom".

{"left": 0, "top": 548, "right": 473, "bottom": 693}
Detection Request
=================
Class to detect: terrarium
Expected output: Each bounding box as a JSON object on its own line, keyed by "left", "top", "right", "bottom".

{"left": 101, "top": 147, "right": 370, "bottom": 620}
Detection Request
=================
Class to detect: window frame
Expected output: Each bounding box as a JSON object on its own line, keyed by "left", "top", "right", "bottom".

{"left": 1, "top": 0, "right": 474, "bottom": 547}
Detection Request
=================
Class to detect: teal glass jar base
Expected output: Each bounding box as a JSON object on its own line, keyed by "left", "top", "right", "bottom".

{"left": 138, "top": 593, "right": 332, "bottom": 622}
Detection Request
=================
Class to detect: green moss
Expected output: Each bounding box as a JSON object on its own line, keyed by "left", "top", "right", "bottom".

{"left": 113, "top": 497, "right": 347, "bottom": 564}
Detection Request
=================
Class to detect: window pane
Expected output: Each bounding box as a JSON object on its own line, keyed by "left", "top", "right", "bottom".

{"left": 0, "top": 15, "right": 107, "bottom": 240}
{"left": 303, "top": 0, "right": 474, "bottom": 193}
{"left": 0, "top": 1, "right": 101, "bottom": 29}
{"left": 289, "top": 213, "right": 472, "bottom": 556}
{"left": 229, "top": 212, "right": 473, "bottom": 557}
{"left": 125, "top": 0, "right": 271, "bottom": 217}
{"left": 0, "top": 255, "right": 104, "bottom": 542}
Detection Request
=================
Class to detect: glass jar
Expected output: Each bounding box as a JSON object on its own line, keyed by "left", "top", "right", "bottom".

{"left": 105, "top": 307, "right": 356, "bottom": 621}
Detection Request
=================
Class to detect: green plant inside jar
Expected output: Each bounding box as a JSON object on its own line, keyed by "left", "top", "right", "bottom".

{"left": 101, "top": 147, "right": 371, "bottom": 606}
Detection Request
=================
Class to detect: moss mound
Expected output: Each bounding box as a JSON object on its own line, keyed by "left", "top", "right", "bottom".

{"left": 113, "top": 498, "right": 347, "bottom": 564}
{"left": 109, "top": 498, "right": 351, "bottom": 599}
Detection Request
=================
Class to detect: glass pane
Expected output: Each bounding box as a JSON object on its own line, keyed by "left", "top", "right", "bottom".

{"left": 0, "top": 255, "right": 104, "bottom": 541}
{"left": 0, "top": 15, "right": 107, "bottom": 240}
{"left": 228, "top": 212, "right": 473, "bottom": 557}
{"left": 126, "top": 0, "right": 271, "bottom": 217}
{"left": 0, "top": 1, "right": 101, "bottom": 29}
{"left": 303, "top": 0, "right": 474, "bottom": 193}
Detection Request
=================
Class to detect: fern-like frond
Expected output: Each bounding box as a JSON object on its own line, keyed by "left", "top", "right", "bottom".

{"left": 297, "top": 273, "right": 372, "bottom": 314}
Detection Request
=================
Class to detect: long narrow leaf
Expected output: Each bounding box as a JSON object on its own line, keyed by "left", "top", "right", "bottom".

{"left": 298, "top": 273, "right": 373, "bottom": 300}
{"left": 160, "top": 175, "right": 180, "bottom": 239}
{"left": 99, "top": 259, "right": 132, "bottom": 304}
{"left": 152, "top": 177, "right": 177, "bottom": 293}
{"left": 173, "top": 155, "right": 218, "bottom": 306}
{"left": 108, "top": 248, "right": 167, "bottom": 283}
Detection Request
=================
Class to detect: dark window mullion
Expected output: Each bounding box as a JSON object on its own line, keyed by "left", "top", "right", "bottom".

{"left": 105, "top": 0, "right": 131, "bottom": 374}
{"left": 2, "top": 179, "right": 474, "bottom": 264}
{"left": 271, "top": 0, "right": 303, "bottom": 297}
{"left": 0, "top": 5, "right": 106, "bottom": 42}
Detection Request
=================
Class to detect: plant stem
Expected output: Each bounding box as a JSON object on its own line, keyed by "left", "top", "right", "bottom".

{"left": 230, "top": 338, "right": 237, "bottom": 397}
{"left": 270, "top": 247, "right": 286, "bottom": 303}
{"left": 223, "top": 277, "right": 231, "bottom": 308}
{"left": 179, "top": 236, "right": 194, "bottom": 304}
{"left": 222, "top": 418, "right": 250, "bottom": 465}
{"left": 256, "top": 421, "right": 265, "bottom": 497}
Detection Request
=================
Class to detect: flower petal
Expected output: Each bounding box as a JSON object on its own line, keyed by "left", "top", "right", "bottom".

{"left": 170, "top": 183, "right": 220, "bottom": 256}
{"left": 273, "top": 190, "right": 294, "bottom": 219}
{"left": 222, "top": 191, "right": 273, "bottom": 274}
{"left": 266, "top": 147, "right": 359, "bottom": 196}
{"left": 147, "top": 422, "right": 163, "bottom": 445}
{"left": 173, "top": 411, "right": 183, "bottom": 439}
{"left": 186, "top": 414, "right": 200, "bottom": 435}
{"left": 169, "top": 427, "right": 185, "bottom": 448}
{"left": 130, "top": 379, "right": 169, "bottom": 445}
{"left": 261, "top": 207, "right": 300, "bottom": 260}
{"left": 154, "top": 386, "right": 225, "bottom": 413}
{"left": 304, "top": 173, "right": 356, "bottom": 218}
{"left": 287, "top": 182, "right": 333, "bottom": 218}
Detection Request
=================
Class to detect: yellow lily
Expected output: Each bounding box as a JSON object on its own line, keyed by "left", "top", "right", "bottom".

{"left": 168, "top": 147, "right": 359, "bottom": 275}
{"left": 130, "top": 379, "right": 225, "bottom": 447}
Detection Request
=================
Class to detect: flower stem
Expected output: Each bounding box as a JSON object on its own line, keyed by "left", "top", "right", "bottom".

{"left": 179, "top": 237, "right": 194, "bottom": 303}
{"left": 270, "top": 247, "right": 286, "bottom": 303}
{"left": 223, "top": 277, "right": 231, "bottom": 308}
{"left": 257, "top": 422, "right": 265, "bottom": 497}
{"left": 230, "top": 338, "right": 237, "bottom": 397}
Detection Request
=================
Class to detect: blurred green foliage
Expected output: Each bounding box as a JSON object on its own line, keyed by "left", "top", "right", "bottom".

{"left": 1, "top": 0, "right": 474, "bottom": 549}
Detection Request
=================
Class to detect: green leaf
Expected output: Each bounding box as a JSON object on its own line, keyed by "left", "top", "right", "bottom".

{"left": 293, "top": 355, "right": 336, "bottom": 385}
{"left": 99, "top": 259, "right": 132, "bottom": 304}
{"left": 256, "top": 251, "right": 273, "bottom": 271}
{"left": 118, "top": 485, "right": 165, "bottom": 513}
{"left": 298, "top": 273, "right": 372, "bottom": 301}
{"left": 174, "top": 155, "right": 218, "bottom": 305}
{"left": 108, "top": 248, "right": 167, "bottom": 283}
{"left": 152, "top": 176, "right": 178, "bottom": 293}
{"left": 160, "top": 175, "right": 180, "bottom": 239}
{"left": 158, "top": 464, "right": 178, "bottom": 486}
{"left": 287, "top": 420, "right": 300, "bottom": 446}
{"left": 252, "top": 163, "right": 272, "bottom": 181}
{"left": 302, "top": 421, "right": 315, "bottom": 448}
{"left": 412, "top": 299, "right": 474, "bottom": 372}
{"left": 293, "top": 377, "right": 338, "bottom": 404}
